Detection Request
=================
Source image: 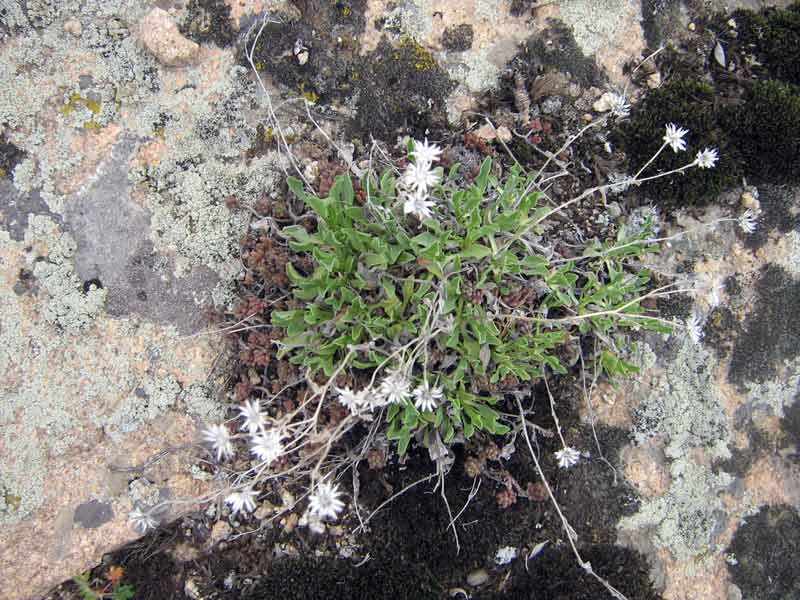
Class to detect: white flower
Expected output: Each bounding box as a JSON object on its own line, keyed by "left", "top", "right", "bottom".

{"left": 738, "top": 209, "right": 758, "bottom": 234}
{"left": 663, "top": 123, "right": 689, "bottom": 153}
{"left": 554, "top": 446, "right": 581, "bottom": 469}
{"left": 413, "top": 381, "right": 444, "bottom": 412}
{"left": 128, "top": 507, "right": 159, "bottom": 534}
{"left": 608, "top": 93, "right": 630, "bottom": 118}
{"left": 308, "top": 479, "right": 345, "bottom": 521}
{"left": 337, "top": 385, "right": 374, "bottom": 414}
{"left": 202, "top": 424, "right": 234, "bottom": 461}
{"left": 495, "top": 546, "right": 518, "bottom": 565}
{"left": 250, "top": 429, "right": 284, "bottom": 463}
{"left": 401, "top": 160, "right": 441, "bottom": 192}
{"left": 694, "top": 147, "right": 719, "bottom": 169}
{"left": 607, "top": 172, "right": 633, "bottom": 195}
{"left": 225, "top": 487, "right": 258, "bottom": 515}
{"left": 379, "top": 370, "right": 412, "bottom": 405}
{"left": 402, "top": 189, "right": 435, "bottom": 220}
{"left": 411, "top": 138, "right": 442, "bottom": 166}
{"left": 687, "top": 312, "right": 704, "bottom": 344}
{"left": 237, "top": 399, "right": 265, "bottom": 434}
{"left": 694, "top": 272, "right": 724, "bottom": 308}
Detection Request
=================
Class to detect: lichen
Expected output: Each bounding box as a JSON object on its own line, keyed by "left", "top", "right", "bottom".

{"left": 103, "top": 375, "right": 181, "bottom": 437}
{"left": 620, "top": 457, "right": 732, "bottom": 561}
{"left": 632, "top": 338, "right": 730, "bottom": 460}
{"left": 24, "top": 215, "right": 106, "bottom": 331}
{"left": 183, "top": 382, "right": 225, "bottom": 423}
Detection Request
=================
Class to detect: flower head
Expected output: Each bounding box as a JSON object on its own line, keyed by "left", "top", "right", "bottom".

{"left": 308, "top": 479, "right": 345, "bottom": 521}
{"left": 608, "top": 93, "right": 630, "bottom": 118}
{"left": 336, "top": 386, "right": 371, "bottom": 414}
{"left": 411, "top": 138, "right": 442, "bottom": 167}
{"left": 401, "top": 160, "right": 441, "bottom": 192}
{"left": 663, "top": 123, "right": 689, "bottom": 153}
{"left": 413, "top": 380, "right": 444, "bottom": 413}
{"left": 402, "top": 189, "right": 435, "bottom": 220}
{"left": 554, "top": 446, "right": 581, "bottom": 469}
{"left": 738, "top": 209, "right": 758, "bottom": 234}
{"left": 495, "top": 546, "right": 518, "bottom": 565}
{"left": 687, "top": 312, "right": 704, "bottom": 344}
{"left": 201, "top": 424, "right": 234, "bottom": 461}
{"left": 379, "top": 370, "right": 412, "bottom": 405}
{"left": 237, "top": 399, "right": 265, "bottom": 434}
{"left": 128, "top": 507, "right": 159, "bottom": 534}
{"left": 250, "top": 429, "right": 284, "bottom": 463}
{"left": 225, "top": 487, "right": 258, "bottom": 515}
{"left": 694, "top": 147, "right": 719, "bottom": 169}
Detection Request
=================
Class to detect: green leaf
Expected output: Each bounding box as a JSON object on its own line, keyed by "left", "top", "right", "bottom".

{"left": 112, "top": 585, "right": 136, "bottom": 600}
{"left": 458, "top": 243, "right": 492, "bottom": 260}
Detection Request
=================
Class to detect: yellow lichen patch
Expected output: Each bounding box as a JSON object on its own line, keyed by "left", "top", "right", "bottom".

{"left": 60, "top": 93, "right": 102, "bottom": 117}
{"left": 0, "top": 167, "right": 6, "bottom": 179}
{"left": 397, "top": 36, "right": 437, "bottom": 71}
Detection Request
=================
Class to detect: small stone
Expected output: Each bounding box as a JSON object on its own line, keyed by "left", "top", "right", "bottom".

{"left": 63, "top": 19, "right": 82, "bottom": 37}
{"left": 688, "top": 22, "right": 696, "bottom": 32}
{"left": 137, "top": 8, "right": 200, "bottom": 66}
{"left": 495, "top": 126, "right": 512, "bottom": 143}
{"left": 282, "top": 512, "right": 299, "bottom": 534}
{"left": 467, "top": 568, "right": 489, "bottom": 587}
{"left": 254, "top": 502, "right": 275, "bottom": 520}
{"left": 581, "top": 113, "right": 593, "bottom": 123}
{"left": 740, "top": 191, "right": 760, "bottom": 211}
{"left": 646, "top": 72, "right": 662, "bottom": 89}
{"left": 540, "top": 96, "right": 562, "bottom": 115}
{"left": 210, "top": 520, "right": 232, "bottom": 544}
{"left": 593, "top": 91, "right": 618, "bottom": 113}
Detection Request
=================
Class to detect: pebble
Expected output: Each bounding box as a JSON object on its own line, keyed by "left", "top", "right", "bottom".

{"left": 466, "top": 568, "right": 489, "bottom": 587}
{"left": 63, "top": 19, "right": 82, "bottom": 37}
{"left": 210, "top": 520, "right": 232, "bottom": 544}
{"left": 540, "top": 96, "right": 562, "bottom": 115}
{"left": 137, "top": 8, "right": 200, "bottom": 66}
{"left": 740, "top": 191, "right": 760, "bottom": 211}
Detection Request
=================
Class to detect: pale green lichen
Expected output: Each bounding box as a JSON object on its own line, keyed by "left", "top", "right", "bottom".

{"left": 619, "top": 457, "right": 733, "bottom": 562}
{"left": 183, "top": 382, "right": 226, "bottom": 423}
{"left": 103, "top": 374, "right": 181, "bottom": 436}
{"left": 24, "top": 215, "right": 106, "bottom": 330}
{"left": 632, "top": 338, "right": 730, "bottom": 460}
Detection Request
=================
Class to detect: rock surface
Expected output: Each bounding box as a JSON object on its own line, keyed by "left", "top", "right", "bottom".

{"left": 137, "top": 8, "right": 200, "bottom": 66}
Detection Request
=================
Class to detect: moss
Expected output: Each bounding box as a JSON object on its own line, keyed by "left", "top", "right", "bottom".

{"left": 726, "top": 504, "right": 800, "bottom": 600}
{"left": 240, "top": 0, "right": 366, "bottom": 103}
{"left": 727, "top": 3, "right": 800, "bottom": 86}
{"left": 180, "top": 0, "right": 234, "bottom": 48}
{"left": 0, "top": 134, "right": 24, "bottom": 179}
{"left": 728, "top": 265, "right": 800, "bottom": 388}
{"left": 721, "top": 80, "right": 800, "bottom": 184}
{"left": 350, "top": 36, "right": 455, "bottom": 140}
{"left": 616, "top": 78, "right": 740, "bottom": 208}
{"left": 441, "top": 24, "right": 474, "bottom": 52}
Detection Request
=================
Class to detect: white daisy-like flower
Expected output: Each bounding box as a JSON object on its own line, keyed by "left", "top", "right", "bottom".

{"left": 379, "top": 370, "right": 412, "bottom": 405}
{"left": 128, "top": 507, "right": 159, "bottom": 534}
{"left": 401, "top": 160, "right": 441, "bottom": 192}
{"left": 308, "top": 479, "right": 345, "bottom": 521}
{"left": 250, "top": 429, "right": 284, "bottom": 463}
{"left": 554, "top": 446, "right": 581, "bottom": 469}
{"left": 412, "top": 380, "right": 444, "bottom": 413}
{"left": 738, "top": 209, "right": 758, "bottom": 234}
{"left": 687, "top": 312, "right": 704, "bottom": 344}
{"left": 336, "top": 386, "right": 369, "bottom": 414}
{"left": 495, "top": 546, "right": 518, "bottom": 565}
{"left": 694, "top": 147, "right": 719, "bottom": 169}
{"left": 402, "top": 189, "right": 435, "bottom": 220}
{"left": 237, "top": 399, "right": 265, "bottom": 434}
{"left": 201, "top": 424, "right": 234, "bottom": 461}
{"left": 608, "top": 92, "right": 630, "bottom": 118}
{"left": 411, "top": 138, "right": 442, "bottom": 166}
{"left": 225, "top": 487, "right": 258, "bottom": 515}
{"left": 663, "top": 123, "right": 689, "bottom": 153}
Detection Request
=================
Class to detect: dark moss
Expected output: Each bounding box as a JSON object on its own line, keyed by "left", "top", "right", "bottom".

{"left": 492, "top": 544, "right": 661, "bottom": 600}
{"left": 441, "top": 23, "right": 474, "bottom": 51}
{"left": 727, "top": 3, "right": 800, "bottom": 86}
{"left": 728, "top": 265, "right": 800, "bottom": 388}
{"left": 349, "top": 36, "right": 455, "bottom": 140}
{"left": 741, "top": 185, "right": 800, "bottom": 251}
{"left": 782, "top": 394, "right": 800, "bottom": 452}
{"left": 516, "top": 19, "right": 603, "bottom": 89}
{"left": 640, "top": 0, "right": 680, "bottom": 49}
{"left": 249, "top": 554, "right": 440, "bottom": 600}
{"left": 615, "top": 78, "right": 740, "bottom": 209}
{"left": 726, "top": 504, "right": 800, "bottom": 600}
{"left": 0, "top": 134, "right": 24, "bottom": 179}
{"left": 241, "top": 0, "right": 367, "bottom": 103}
{"left": 721, "top": 79, "right": 800, "bottom": 185}
{"left": 702, "top": 306, "right": 740, "bottom": 358}
{"left": 180, "top": 0, "right": 235, "bottom": 48}
{"left": 509, "top": 0, "right": 535, "bottom": 17}
{"left": 655, "top": 290, "right": 694, "bottom": 320}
